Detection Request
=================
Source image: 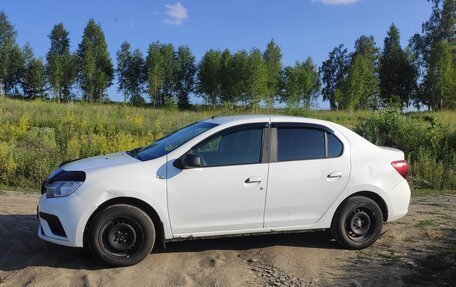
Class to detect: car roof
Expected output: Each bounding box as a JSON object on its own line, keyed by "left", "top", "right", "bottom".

{"left": 203, "top": 114, "right": 334, "bottom": 127}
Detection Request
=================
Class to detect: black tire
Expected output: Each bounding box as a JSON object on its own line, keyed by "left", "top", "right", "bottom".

{"left": 88, "top": 204, "right": 155, "bottom": 267}
{"left": 331, "top": 196, "right": 383, "bottom": 249}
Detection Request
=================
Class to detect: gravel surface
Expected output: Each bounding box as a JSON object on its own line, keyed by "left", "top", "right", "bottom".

{"left": 0, "top": 192, "right": 454, "bottom": 287}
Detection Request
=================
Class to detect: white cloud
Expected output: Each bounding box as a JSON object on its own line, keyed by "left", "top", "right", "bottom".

{"left": 164, "top": 2, "right": 188, "bottom": 25}
{"left": 313, "top": 0, "right": 359, "bottom": 5}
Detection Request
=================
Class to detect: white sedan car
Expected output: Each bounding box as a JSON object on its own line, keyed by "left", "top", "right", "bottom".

{"left": 38, "top": 115, "right": 410, "bottom": 266}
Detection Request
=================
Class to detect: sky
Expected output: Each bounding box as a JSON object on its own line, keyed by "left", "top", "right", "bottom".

{"left": 1, "top": 0, "right": 432, "bottom": 107}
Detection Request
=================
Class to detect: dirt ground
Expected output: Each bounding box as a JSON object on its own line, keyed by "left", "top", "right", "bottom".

{"left": 0, "top": 191, "right": 454, "bottom": 287}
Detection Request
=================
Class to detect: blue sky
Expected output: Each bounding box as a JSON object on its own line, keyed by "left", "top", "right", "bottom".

{"left": 2, "top": 0, "right": 432, "bottom": 105}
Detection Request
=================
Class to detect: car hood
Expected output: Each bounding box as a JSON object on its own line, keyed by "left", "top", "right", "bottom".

{"left": 61, "top": 152, "right": 139, "bottom": 172}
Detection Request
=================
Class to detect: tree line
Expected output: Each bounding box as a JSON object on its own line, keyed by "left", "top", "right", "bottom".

{"left": 0, "top": 0, "right": 454, "bottom": 110}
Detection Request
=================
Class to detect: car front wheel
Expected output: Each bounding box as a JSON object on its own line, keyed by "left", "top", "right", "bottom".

{"left": 88, "top": 204, "right": 156, "bottom": 266}
{"left": 331, "top": 196, "right": 383, "bottom": 249}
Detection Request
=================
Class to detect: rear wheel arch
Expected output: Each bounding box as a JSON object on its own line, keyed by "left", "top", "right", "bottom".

{"left": 83, "top": 197, "right": 165, "bottom": 249}
{"left": 335, "top": 191, "right": 388, "bottom": 223}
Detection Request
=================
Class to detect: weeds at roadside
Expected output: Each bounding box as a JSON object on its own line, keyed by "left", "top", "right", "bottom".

{"left": 1, "top": 99, "right": 456, "bottom": 191}
{"left": 429, "top": 245, "right": 456, "bottom": 255}
{"left": 416, "top": 210, "right": 440, "bottom": 215}
{"left": 358, "top": 250, "right": 401, "bottom": 262}
{"left": 358, "top": 249, "right": 377, "bottom": 258}
{"left": 412, "top": 189, "right": 456, "bottom": 196}
{"left": 386, "top": 221, "right": 407, "bottom": 225}
{"left": 415, "top": 220, "right": 436, "bottom": 228}
{"left": 422, "top": 202, "right": 448, "bottom": 207}
{"left": 377, "top": 251, "right": 402, "bottom": 262}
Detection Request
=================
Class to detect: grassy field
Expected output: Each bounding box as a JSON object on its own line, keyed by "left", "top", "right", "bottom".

{"left": 0, "top": 97, "right": 455, "bottom": 192}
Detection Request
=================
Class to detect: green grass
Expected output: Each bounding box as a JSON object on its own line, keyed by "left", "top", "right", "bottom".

{"left": 386, "top": 220, "right": 408, "bottom": 225}
{"left": 415, "top": 220, "right": 436, "bottom": 228}
{"left": 412, "top": 189, "right": 456, "bottom": 197}
{"left": 416, "top": 210, "right": 440, "bottom": 215}
{"left": 430, "top": 245, "right": 456, "bottom": 256}
{"left": 419, "top": 110, "right": 456, "bottom": 131}
{"left": 0, "top": 184, "right": 35, "bottom": 193}
{"left": 0, "top": 97, "right": 455, "bottom": 190}
{"left": 358, "top": 250, "right": 401, "bottom": 261}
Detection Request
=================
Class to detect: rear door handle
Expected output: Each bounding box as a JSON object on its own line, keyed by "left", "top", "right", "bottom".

{"left": 327, "top": 171, "right": 342, "bottom": 179}
{"left": 245, "top": 176, "right": 262, "bottom": 184}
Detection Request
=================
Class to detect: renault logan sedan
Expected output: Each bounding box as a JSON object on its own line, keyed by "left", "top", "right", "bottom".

{"left": 38, "top": 115, "right": 410, "bottom": 266}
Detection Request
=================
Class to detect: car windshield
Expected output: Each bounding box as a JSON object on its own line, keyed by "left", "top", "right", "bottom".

{"left": 129, "top": 121, "right": 218, "bottom": 161}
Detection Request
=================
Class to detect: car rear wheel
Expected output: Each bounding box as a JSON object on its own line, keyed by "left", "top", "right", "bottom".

{"left": 331, "top": 196, "right": 383, "bottom": 249}
{"left": 88, "top": 204, "right": 155, "bottom": 266}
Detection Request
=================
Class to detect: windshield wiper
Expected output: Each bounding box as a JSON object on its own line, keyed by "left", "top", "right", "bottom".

{"left": 127, "top": 147, "right": 142, "bottom": 157}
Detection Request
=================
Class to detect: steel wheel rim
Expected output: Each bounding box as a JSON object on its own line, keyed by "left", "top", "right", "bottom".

{"left": 100, "top": 216, "right": 144, "bottom": 258}
{"left": 345, "top": 207, "right": 376, "bottom": 242}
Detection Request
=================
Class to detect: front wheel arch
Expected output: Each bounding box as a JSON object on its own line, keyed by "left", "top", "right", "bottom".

{"left": 83, "top": 197, "right": 165, "bottom": 250}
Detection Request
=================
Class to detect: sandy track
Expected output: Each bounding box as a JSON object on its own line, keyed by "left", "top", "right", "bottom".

{"left": 0, "top": 192, "right": 455, "bottom": 287}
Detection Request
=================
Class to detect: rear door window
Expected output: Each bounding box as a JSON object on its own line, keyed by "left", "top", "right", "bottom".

{"left": 276, "top": 125, "right": 343, "bottom": 161}
{"left": 277, "top": 128, "right": 325, "bottom": 161}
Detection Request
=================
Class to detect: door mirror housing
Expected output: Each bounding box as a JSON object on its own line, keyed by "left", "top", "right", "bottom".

{"left": 173, "top": 153, "right": 201, "bottom": 169}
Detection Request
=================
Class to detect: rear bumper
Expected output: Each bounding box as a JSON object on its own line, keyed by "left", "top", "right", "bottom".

{"left": 386, "top": 179, "right": 411, "bottom": 221}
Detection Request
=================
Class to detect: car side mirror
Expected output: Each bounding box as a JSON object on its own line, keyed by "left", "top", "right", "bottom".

{"left": 173, "top": 153, "right": 201, "bottom": 169}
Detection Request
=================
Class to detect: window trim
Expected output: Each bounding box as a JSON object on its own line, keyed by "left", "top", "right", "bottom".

{"left": 271, "top": 123, "right": 344, "bottom": 163}
{"left": 271, "top": 122, "right": 335, "bottom": 134}
{"left": 183, "top": 122, "right": 270, "bottom": 168}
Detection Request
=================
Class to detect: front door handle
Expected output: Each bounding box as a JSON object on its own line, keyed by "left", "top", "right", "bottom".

{"left": 245, "top": 176, "right": 262, "bottom": 184}
{"left": 327, "top": 171, "right": 342, "bottom": 179}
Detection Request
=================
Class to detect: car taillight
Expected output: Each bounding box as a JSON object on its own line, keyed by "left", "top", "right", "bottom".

{"left": 391, "top": 160, "right": 408, "bottom": 179}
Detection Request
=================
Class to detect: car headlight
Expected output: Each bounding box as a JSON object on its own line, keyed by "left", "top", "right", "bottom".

{"left": 46, "top": 181, "right": 83, "bottom": 198}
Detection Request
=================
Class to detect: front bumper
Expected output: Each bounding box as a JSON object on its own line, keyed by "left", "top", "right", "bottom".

{"left": 37, "top": 193, "right": 97, "bottom": 247}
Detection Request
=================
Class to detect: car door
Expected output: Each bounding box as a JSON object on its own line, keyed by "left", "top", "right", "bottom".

{"left": 167, "top": 123, "right": 270, "bottom": 236}
{"left": 264, "top": 123, "right": 350, "bottom": 227}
